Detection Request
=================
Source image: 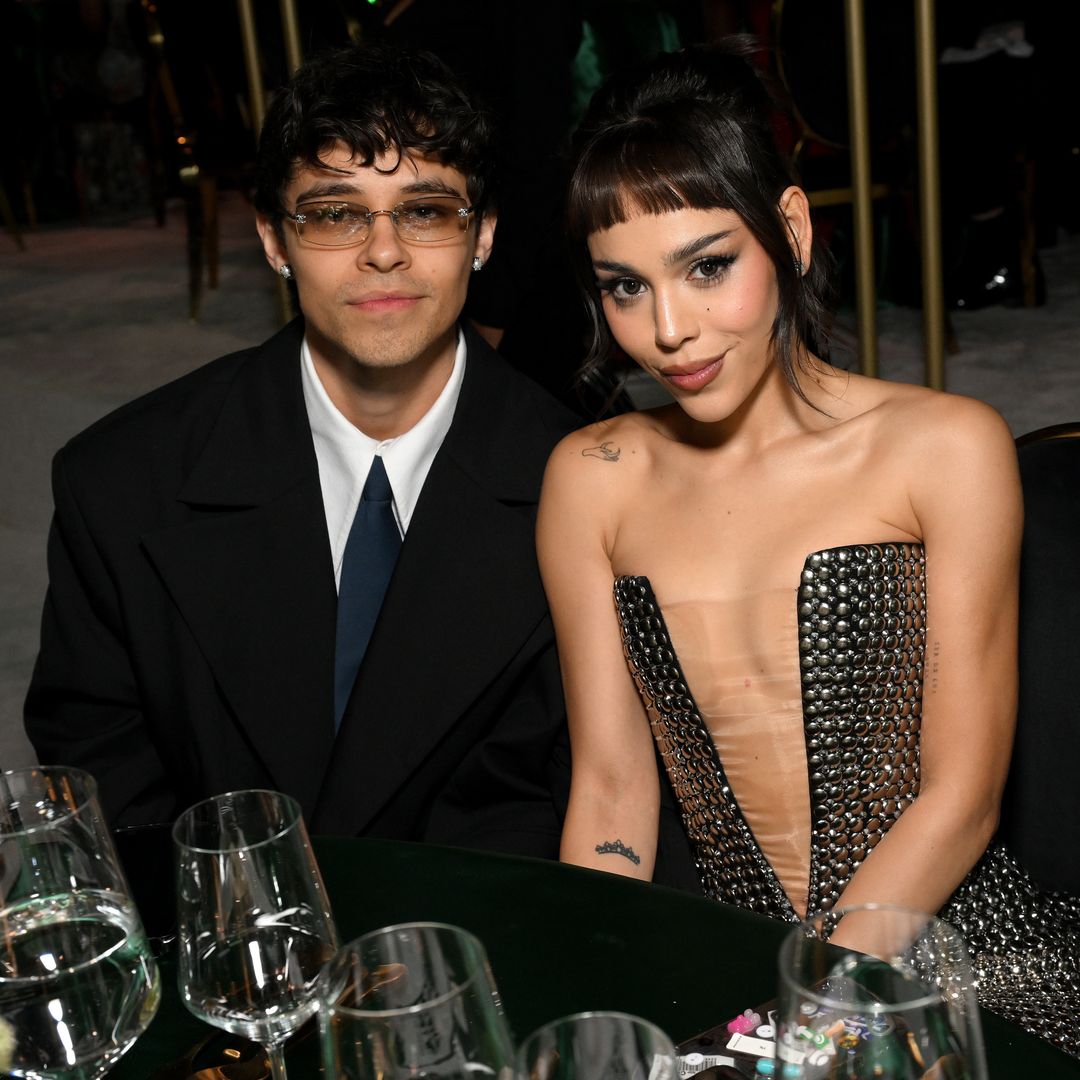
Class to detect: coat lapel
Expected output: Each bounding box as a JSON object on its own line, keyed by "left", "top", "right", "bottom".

{"left": 314, "top": 332, "right": 560, "bottom": 834}
{"left": 141, "top": 321, "right": 338, "bottom": 817}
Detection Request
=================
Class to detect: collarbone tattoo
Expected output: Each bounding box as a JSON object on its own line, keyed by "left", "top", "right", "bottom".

{"left": 582, "top": 441, "right": 620, "bottom": 463}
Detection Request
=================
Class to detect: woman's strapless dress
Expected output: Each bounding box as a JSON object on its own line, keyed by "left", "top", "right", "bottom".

{"left": 614, "top": 542, "right": 1080, "bottom": 1057}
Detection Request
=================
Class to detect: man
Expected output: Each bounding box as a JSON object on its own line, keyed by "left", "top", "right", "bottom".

{"left": 24, "top": 45, "right": 578, "bottom": 857}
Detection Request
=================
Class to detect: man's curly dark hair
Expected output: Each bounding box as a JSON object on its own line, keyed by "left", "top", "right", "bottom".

{"left": 255, "top": 44, "right": 496, "bottom": 232}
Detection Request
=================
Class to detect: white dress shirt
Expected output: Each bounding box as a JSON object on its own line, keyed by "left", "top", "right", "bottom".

{"left": 301, "top": 332, "right": 467, "bottom": 590}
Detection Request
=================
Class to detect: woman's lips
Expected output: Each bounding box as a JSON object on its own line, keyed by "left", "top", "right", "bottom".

{"left": 662, "top": 355, "right": 725, "bottom": 391}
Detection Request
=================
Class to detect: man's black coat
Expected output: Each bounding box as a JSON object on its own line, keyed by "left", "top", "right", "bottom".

{"left": 25, "top": 319, "right": 578, "bottom": 856}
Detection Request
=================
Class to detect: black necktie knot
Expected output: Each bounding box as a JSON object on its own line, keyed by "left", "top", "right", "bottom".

{"left": 361, "top": 455, "right": 393, "bottom": 503}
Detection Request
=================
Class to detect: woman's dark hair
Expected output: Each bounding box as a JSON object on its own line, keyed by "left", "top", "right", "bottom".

{"left": 255, "top": 44, "right": 495, "bottom": 229}
{"left": 567, "top": 40, "right": 834, "bottom": 398}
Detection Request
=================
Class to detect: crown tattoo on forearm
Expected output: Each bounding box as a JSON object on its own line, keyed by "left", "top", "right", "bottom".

{"left": 595, "top": 838, "right": 641, "bottom": 865}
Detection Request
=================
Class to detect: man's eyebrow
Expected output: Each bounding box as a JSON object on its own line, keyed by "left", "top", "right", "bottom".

{"left": 399, "top": 177, "right": 467, "bottom": 198}
{"left": 292, "top": 176, "right": 466, "bottom": 205}
{"left": 664, "top": 230, "right": 736, "bottom": 265}
{"left": 293, "top": 179, "right": 363, "bottom": 203}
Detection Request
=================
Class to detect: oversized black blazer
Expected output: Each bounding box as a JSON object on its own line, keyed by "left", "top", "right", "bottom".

{"left": 25, "top": 319, "right": 579, "bottom": 857}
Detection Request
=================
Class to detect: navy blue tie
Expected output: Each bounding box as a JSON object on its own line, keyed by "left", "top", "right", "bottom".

{"left": 334, "top": 456, "right": 401, "bottom": 728}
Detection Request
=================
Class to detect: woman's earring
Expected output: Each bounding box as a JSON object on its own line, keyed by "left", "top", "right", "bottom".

{"left": 793, "top": 257, "right": 804, "bottom": 277}
{"left": 472, "top": 257, "right": 484, "bottom": 272}
{"left": 278, "top": 264, "right": 294, "bottom": 281}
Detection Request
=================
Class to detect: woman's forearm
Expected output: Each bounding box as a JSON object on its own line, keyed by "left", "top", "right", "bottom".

{"left": 827, "top": 787, "right": 998, "bottom": 948}
{"left": 560, "top": 780, "right": 658, "bottom": 881}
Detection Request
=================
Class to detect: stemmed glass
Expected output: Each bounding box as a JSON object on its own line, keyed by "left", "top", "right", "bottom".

{"left": 318, "top": 921, "right": 515, "bottom": 1079}
{"left": 778, "top": 903, "right": 987, "bottom": 1080}
{"left": 0, "top": 765, "right": 160, "bottom": 1079}
{"left": 514, "top": 1011, "right": 678, "bottom": 1080}
{"left": 172, "top": 789, "right": 338, "bottom": 1080}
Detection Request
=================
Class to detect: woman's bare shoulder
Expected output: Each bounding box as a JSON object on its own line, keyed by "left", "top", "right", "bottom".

{"left": 539, "top": 411, "right": 676, "bottom": 561}
{"left": 545, "top": 407, "right": 677, "bottom": 477}
{"left": 540, "top": 409, "right": 680, "bottom": 539}
{"left": 843, "top": 374, "right": 1013, "bottom": 458}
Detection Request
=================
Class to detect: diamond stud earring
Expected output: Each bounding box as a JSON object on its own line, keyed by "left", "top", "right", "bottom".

{"left": 278, "top": 264, "right": 294, "bottom": 281}
{"left": 472, "top": 257, "right": 484, "bottom": 272}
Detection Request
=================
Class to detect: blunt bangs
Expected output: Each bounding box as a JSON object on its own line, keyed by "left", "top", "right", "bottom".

{"left": 568, "top": 111, "right": 774, "bottom": 243}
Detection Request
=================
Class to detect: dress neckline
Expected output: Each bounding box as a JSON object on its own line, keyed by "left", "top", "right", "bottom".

{"left": 614, "top": 539, "right": 925, "bottom": 597}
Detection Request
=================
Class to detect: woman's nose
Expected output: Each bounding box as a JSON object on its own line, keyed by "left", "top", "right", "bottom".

{"left": 653, "top": 290, "right": 698, "bottom": 350}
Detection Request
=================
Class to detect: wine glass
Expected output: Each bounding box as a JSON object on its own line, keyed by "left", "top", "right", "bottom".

{"left": 0, "top": 765, "right": 160, "bottom": 1079}
{"left": 514, "top": 1011, "right": 678, "bottom": 1080}
{"left": 777, "top": 903, "right": 987, "bottom": 1080}
{"left": 172, "top": 789, "right": 338, "bottom": 1080}
{"left": 318, "top": 921, "right": 515, "bottom": 1079}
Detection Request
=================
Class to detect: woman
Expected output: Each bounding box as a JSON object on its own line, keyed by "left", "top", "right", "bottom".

{"left": 538, "top": 43, "right": 1078, "bottom": 1055}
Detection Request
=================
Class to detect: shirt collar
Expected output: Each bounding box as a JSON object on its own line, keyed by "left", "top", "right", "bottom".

{"left": 301, "top": 331, "right": 467, "bottom": 584}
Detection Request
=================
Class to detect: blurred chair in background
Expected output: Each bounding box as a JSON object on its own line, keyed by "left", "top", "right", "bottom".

{"left": 998, "top": 423, "right": 1080, "bottom": 895}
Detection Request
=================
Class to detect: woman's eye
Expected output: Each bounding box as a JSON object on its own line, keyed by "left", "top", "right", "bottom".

{"left": 598, "top": 278, "right": 646, "bottom": 304}
{"left": 691, "top": 255, "right": 736, "bottom": 280}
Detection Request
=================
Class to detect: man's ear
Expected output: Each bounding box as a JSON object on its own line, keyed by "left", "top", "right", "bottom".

{"left": 256, "top": 212, "right": 290, "bottom": 273}
{"left": 474, "top": 210, "right": 497, "bottom": 266}
{"left": 778, "top": 186, "right": 812, "bottom": 273}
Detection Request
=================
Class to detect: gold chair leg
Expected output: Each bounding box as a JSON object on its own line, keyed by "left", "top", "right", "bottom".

{"left": 915, "top": 0, "right": 946, "bottom": 390}
{"left": 843, "top": 0, "right": 878, "bottom": 378}
{"left": 279, "top": 0, "right": 303, "bottom": 73}
{"left": 185, "top": 184, "right": 204, "bottom": 321}
{"left": 237, "top": 0, "right": 267, "bottom": 132}
{"left": 201, "top": 176, "right": 220, "bottom": 290}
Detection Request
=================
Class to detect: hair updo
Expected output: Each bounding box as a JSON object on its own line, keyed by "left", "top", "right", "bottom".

{"left": 567, "top": 40, "right": 834, "bottom": 398}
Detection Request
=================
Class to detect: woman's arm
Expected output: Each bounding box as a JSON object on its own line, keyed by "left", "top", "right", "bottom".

{"left": 831, "top": 396, "right": 1021, "bottom": 941}
{"left": 537, "top": 426, "right": 660, "bottom": 880}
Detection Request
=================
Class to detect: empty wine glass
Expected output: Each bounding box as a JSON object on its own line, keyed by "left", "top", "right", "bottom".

{"left": 515, "top": 1011, "right": 677, "bottom": 1080}
{"left": 0, "top": 765, "right": 160, "bottom": 1079}
{"left": 173, "top": 789, "right": 338, "bottom": 1080}
{"left": 778, "top": 903, "right": 987, "bottom": 1080}
{"left": 318, "top": 921, "right": 514, "bottom": 1080}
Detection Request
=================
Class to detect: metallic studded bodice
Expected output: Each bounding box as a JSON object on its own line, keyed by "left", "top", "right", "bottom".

{"left": 615, "top": 542, "right": 1080, "bottom": 1059}
{"left": 614, "top": 541, "right": 926, "bottom": 917}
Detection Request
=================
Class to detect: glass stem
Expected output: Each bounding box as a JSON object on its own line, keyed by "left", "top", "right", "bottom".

{"left": 266, "top": 1043, "right": 288, "bottom": 1080}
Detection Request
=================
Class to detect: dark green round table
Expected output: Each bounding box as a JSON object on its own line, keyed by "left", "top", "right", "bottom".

{"left": 112, "top": 837, "right": 1079, "bottom": 1078}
